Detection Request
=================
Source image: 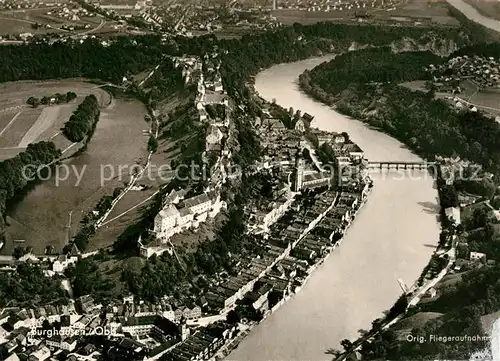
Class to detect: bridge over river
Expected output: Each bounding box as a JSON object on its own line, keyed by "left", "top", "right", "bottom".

{"left": 367, "top": 161, "right": 436, "bottom": 170}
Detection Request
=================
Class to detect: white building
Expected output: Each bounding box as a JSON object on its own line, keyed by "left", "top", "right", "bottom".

{"left": 205, "top": 125, "right": 223, "bottom": 151}
{"left": 470, "top": 251, "right": 487, "bottom": 262}
{"left": 444, "top": 206, "right": 461, "bottom": 225}
{"left": 52, "top": 254, "right": 78, "bottom": 273}
{"left": 153, "top": 192, "right": 226, "bottom": 241}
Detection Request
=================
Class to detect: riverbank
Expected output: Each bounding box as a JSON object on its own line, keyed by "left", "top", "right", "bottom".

{"left": 220, "top": 183, "right": 373, "bottom": 360}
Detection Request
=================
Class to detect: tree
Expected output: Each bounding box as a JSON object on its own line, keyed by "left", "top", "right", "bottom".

{"left": 147, "top": 136, "right": 158, "bottom": 153}
{"left": 341, "top": 339, "right": 353, "bottom": 352}
{"left": 226, "top": 309, "right": 241, "bottom": 324}
{"left": 26, "top": 96, "right": 39, "bottom": 108}
{"left": 12, "top": 246, "right": 27, "bottom": 259}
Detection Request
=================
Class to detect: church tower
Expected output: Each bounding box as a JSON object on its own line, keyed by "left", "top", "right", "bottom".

{"left": 294, "top": 158, "right": 305, "bottom": 192}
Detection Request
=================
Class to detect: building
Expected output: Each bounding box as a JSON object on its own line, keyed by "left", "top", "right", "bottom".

{"left": 52, "top": 250, "right": 79, "bottom": 273}
{"left": 153, "top": 192, "right": 225, "bottom": 241}
{"left": 29, "top": 346, "right": 51, "bottom": 361}
{"left": 205, "top": 125, "right": 223, "bottom": 151}
{"left": 301, "top": 172, "right": 331, "bottom": 190}
{"left": 470, "top": 252, "right": 487, "bottom": 263}
{"left": 294, "top": 158, "right": 305, "bottom": 192}
{"left": 121, "top": 315, "right": 180, "bottom": 341}
{"left": 46, "top": 335, "right": 78, "bottom": 351}
{"left": 444, "top": 206, "right": 461, "bottom": 225}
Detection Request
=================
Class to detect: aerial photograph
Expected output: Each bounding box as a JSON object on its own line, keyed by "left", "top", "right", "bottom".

{"left": 0, "top": 0, "right": 500, "bottom": 360}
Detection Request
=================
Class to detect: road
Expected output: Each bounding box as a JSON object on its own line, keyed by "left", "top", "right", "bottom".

{"left": 78, "top": 18, "right": 106, "bottom": 35}
{"left": 455, "top": 95, "right": 500, "bottom": 115}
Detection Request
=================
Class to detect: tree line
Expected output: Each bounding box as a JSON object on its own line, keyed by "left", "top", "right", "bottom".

{"left": 62, "top": 94, "right": 100, "bottom": 142}
{"left": 0, "top": 142, "right": 61, "bottom": 225}
{"left": 27, "top": 91, "right": 77, "bottom": 108}
{"left": 0, "top": 20, "right": 485, "bottom": 93}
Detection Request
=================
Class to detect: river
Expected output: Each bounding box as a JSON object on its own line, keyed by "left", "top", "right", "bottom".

{"left": 447, "top": 0, "right": 500, "bottom": 32}
{"left": 226, "top": 57, "right": 441, "bottom": 361}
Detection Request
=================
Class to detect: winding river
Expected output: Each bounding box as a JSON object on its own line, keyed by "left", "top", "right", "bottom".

{"left": 447, "top": 0, "right": 500, "bottom": 32}
{"left": 227, "top": 57, "right": 441, "bottom": 360}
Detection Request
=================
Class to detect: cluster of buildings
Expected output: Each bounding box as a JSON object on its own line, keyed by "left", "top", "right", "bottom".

{"left": 428, "top": 54, "right": 500, "bottom": 91}
{"left": 233, "top": 0, "right": 395, "bottom": 12}
{"left": 436, "top": 158, "right": 499, "bottom": 274}
{"left": 142, "top": 53, "right": 233, "bottom": 258}
{"left": 452, "top": 199, "right": 499, "bottom": 272}
{"left": 45, "top": 3, "right": 96, "bottom": 22}
{"left": 0, "top": 290, "right": 241, "bottom": 361}
{"left": 201, "top": 177, "right": 371, "bottom": 316}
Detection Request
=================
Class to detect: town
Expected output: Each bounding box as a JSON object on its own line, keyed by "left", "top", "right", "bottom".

{"left": 0, "top": 51, "right": 374, "bottom": 360}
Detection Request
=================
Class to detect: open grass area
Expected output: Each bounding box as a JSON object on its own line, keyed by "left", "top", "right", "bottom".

{"left": 0, "top": 109, "right": 40, "bottom": 148}
{"left": 270, "top": 0, "right": 458, "bottom": 25}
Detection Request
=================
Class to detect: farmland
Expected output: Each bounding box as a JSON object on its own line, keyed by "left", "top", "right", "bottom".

{"left": 0, "top": 80, "right": 110, "bottom": 160}
{"left": 270, "top": 0, "right": 459, "bottom": 26}
{"left": 0, "top": 5, "right": 109, "bottom": 36}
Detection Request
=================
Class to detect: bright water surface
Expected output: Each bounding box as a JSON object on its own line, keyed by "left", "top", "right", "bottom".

{"left": 227, "top": 57, "right": 441, "bottom": 361}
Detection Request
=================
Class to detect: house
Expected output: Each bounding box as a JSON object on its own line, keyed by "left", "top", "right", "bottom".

{"left": 294, "top": 118, "right": 305, "bottom": 132}
{"left": 343, "top": 143, "right": 364, "bottom": 160}
{"left": 205, "top": 125, "right": 223, "bottom": 150}
{"left": 199, "top": 107, "right": 208, "bottom": 122}
{"left": 29, "top": 345, "right": 51, "bottom": 361}
{"left": 46, "top": 335, "right": 78, "bottom": 351}
{"left": 444, "top": 207, "right": 461, "bottom": 225}
{"left": 302, "top": 113, "right": 314, "bottom": 124}
{"left": 470, "top": 251, "right": 487, "bottom": 263}
{"left": 332, "top": 132, "right": 346, "bottom": 144}
{"left": 76, "top": 295, "right": 100, "bottom": 313}
{"left": 52, "top": 254, "right": 78, "bottom": 273}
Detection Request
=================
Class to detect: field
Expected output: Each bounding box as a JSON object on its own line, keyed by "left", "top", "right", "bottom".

{"left": 402, "top": 79, "right": 500, "bottom": 119}
{"left": 0, "top": 81, "right": 145, "bottom": 255}
{"left": 0, "top": 80, "right": 110, "bottom": 160}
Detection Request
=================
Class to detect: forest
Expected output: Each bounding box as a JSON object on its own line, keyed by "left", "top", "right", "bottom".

{"left": 0, "top": 263, "right": 66, "bottom": 307}
{"left": 301, "top": 47, "right": 442, "bottom": 95}
{"left": 0, "top": 19, "right": 488, "bottom": 91}
{"left": 62, "top": 94, "right": 100, "bottom": 142}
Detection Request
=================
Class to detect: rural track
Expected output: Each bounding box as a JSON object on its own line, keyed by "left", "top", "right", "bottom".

{"left": 0, "top": 111, "right": 22, "bottom": 138}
